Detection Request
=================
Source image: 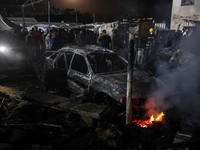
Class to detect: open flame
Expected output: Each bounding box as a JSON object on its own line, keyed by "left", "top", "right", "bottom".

{"left": 132, "top": 112, "right": 165, "bottom": 128}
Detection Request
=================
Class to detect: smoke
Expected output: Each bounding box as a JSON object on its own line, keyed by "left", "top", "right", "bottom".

{"left": 145, "top": 27, "right": 200, "bottom": 133}
{"left": 0, "top": 48, "right": 25, "bottom": 68}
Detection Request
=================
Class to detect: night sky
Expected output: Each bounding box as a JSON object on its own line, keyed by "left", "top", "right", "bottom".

{"left": 50, "top": 0, "right": 173, "bottom": 22}
{"left": 0, "top": 0, "right": 172, "bottom": 22}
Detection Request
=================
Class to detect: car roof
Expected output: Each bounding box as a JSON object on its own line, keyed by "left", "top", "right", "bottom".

{"left": 58, "top": 44, "right": 115, "bottom": 55}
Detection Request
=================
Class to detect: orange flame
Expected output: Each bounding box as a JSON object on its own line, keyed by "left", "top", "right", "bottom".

{"left": 150, "top": 115, "right": 154, "bottom": 123}
{"left": 155, "top": 112, "right": 164, "bottom": 121}
{"left": 132, "top": 112, "right": 165, "bottom": 128}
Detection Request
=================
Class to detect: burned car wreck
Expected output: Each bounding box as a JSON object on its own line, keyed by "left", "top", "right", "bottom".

{"left": 35, "top": 45, "right": 159, "bottom": 106}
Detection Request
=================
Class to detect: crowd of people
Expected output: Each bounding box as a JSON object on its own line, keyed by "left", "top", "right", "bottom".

{"left": 22, "top": 24, "right": 198, "bottom": 74}
{"left": 22, "top": 26, "right": 113, "bottom": 66}
{"left": 132, "top": 26, "right": 196, "bottom": 71}
{"left": 23, "top": 26, "right": 85, "bottom": 64}
{"left": 23, "top": 26, "right": 99, "bottom": 62}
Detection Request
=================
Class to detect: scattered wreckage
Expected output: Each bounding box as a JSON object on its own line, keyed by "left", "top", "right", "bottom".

{"left": 0, "top": 46, "right": 199, "bottom": 149}
{"left": 169, "top": 49, "right": 199, "bottom": 71}
{"left": 35, "top": 45, "right": 160, "bottom": 107}
{"left": 0, "top": 84, "right": 198, "bottom": 150}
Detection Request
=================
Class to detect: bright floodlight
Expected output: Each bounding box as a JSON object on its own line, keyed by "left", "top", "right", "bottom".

{"left": 0, "top": 46, "right": 6, "bottom": 52}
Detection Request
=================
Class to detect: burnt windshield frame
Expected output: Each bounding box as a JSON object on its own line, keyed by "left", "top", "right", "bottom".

{"left": 71, "top": 54, "right": 88, "bottom": 74}
{"left": 65, "top": 51, "right": 74, "bottom": 68}
{"left": 87, "top": 52, "right": 127, "bottom": 74}
{"left": 39, "top": 51, "right": 61, "bottom": 69}
{"left": 54, "top": 53, "right": 66, "bottom": 68}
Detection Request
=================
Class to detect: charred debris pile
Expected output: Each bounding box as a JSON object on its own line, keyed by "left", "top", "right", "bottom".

{"left": 0, "top": 86, "right": 199, "bottom": 150}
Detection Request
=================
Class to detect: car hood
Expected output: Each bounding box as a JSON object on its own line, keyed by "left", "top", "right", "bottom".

{"left": 97, "top": 69, "right": 157, "bottom": 98}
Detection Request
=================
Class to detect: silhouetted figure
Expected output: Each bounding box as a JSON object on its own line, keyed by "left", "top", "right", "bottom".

{"left": 98, "top": 30, "right": 111, "bottom": 49}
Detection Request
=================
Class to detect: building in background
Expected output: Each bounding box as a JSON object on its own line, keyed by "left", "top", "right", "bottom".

{"left": 170, "top": 0, "right": 200, "bottom": 30}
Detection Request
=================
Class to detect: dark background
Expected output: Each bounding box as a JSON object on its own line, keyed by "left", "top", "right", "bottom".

{"left": 0, "top": 0, "right": 173, "bottom": 23}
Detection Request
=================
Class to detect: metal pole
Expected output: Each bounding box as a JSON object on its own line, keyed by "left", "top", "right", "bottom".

{"left": 76, "top": 9, "right": 78, "bottom": 24}
{"left": 21, "top": 0, "right": 30, "bottom": 32}
{"left": 48, "top": 0, "right": 50, "bottom": 33}
{"left": 22, "top": 6, "right": 25, "bottom": 31}
{"left": 93, "top": 13, "right": 95, "bottom": 23}
{"left": 126, "top": 30, "right": 133, "bottom": 125}
{"left": 21, "top": 0, "right": 49, "bottom": 32}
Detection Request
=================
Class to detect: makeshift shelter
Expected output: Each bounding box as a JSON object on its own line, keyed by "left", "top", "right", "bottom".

{"left": 0, "top": 14, "right": 14, "bottom": 43}
{"left": 0, "top": 15, "right": 13, "bottom": 31}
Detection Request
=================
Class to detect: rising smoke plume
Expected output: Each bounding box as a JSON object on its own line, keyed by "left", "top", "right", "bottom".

{"left": 145, "top": 26, "right": 200, "bottom": 133}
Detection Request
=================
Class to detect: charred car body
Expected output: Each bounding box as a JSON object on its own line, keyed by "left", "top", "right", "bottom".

{"left": 35, "top": 45, "right": 158, "bottom": 105}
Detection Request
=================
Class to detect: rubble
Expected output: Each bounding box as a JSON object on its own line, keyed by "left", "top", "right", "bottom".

{"left": 169, "top": 49, "right": 199, "bottom": 71}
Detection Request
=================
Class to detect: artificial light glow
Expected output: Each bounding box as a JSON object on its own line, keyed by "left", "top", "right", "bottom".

{"left": 0, "top": 46, "right": 6, "bottom": 52}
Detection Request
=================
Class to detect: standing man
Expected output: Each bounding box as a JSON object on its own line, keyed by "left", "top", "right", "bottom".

{"left": 49, "top": 32, "right": 56, "bottom": 50}
{"left": 145, "top": 28, "right": 156, "bottom": 62}
{"left": 33, "top": 26, "right": 42, "bottom": 57}
{"left": 25, "top": 29, "right": 35, "bottom": 65}
{"left": 145, "top": 27, "right": 158, "bottom": 74}
{"left": 133, "top": 30, "right": 140, "bottom": 50}
{"left": 133, "top": 30, "right": 142, "bottom": 65}
{"left": 76, "top": 30, "right": 84, "bottom": 45}
{"left": 45, "top": 30, "right": 51, "bottom": 50}
{"left": 98, "top": 30, "right": 112, "bottom": 49}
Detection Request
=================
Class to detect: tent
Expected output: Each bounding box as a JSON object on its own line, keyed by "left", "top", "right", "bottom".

{"left": 0, "top": 15, "right": 13, "bottom": 31}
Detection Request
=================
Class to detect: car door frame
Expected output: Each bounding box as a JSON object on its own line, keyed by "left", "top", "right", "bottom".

{"left": 37, "top": 50, "right": 68, "bottom": 86}
{"left": 67, "top": 52, "right": 92, "bottom": 94}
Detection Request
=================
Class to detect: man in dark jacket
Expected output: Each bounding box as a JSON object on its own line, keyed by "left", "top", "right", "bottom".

{"left": 98, "top": 30, "right": 111, "bottom": 49}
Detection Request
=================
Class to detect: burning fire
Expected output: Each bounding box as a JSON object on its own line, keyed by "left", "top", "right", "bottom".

{"left": 132, "top": 112, "right": 164, "bottom": 128}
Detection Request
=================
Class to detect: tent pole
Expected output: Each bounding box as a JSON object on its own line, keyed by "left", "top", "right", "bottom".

{"left": 22, "top": 6, "right": 25, "bottom": 32}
